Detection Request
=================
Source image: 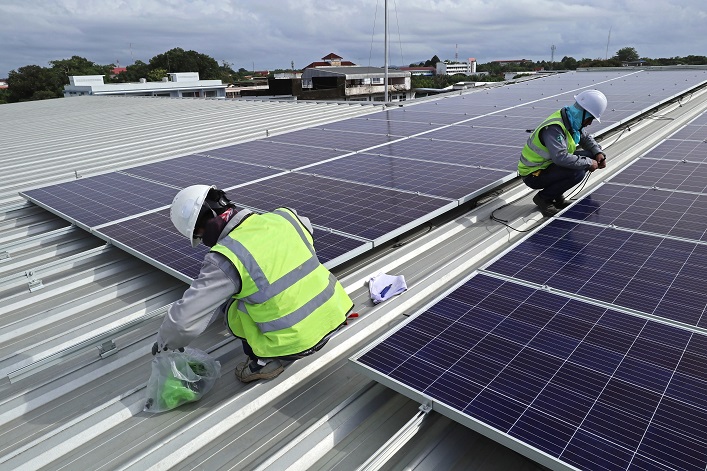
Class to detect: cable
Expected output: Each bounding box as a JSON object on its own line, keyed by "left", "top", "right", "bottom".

{"left": 393, "top": 0, "right": 404, "bottom": 66}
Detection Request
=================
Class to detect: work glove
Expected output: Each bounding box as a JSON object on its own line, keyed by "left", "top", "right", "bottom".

{"left": 151, "top": 342, "right": 185, "bottom": 356}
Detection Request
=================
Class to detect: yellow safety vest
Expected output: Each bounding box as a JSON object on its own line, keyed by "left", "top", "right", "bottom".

{"left": 518, "top": 110, "right": 577, "bottom": 177}
{"left": 211, "top": 208, "right": 353, "bottom": 358}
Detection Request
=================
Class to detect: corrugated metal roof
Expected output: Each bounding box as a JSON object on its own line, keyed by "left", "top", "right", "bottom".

{"left": 1, "top": 82, "right": 706, "bottom": 471}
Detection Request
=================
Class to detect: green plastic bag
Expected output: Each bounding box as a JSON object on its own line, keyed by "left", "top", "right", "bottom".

{"left": 144, "top": 348, "right": 221, "bottom": 413}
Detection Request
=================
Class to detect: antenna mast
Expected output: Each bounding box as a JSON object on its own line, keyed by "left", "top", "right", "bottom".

{"left": 605, "top": 26, "right": 612, "bottom": 60}
{"left": 384, "top": 0, "right": 389, "bottom": 103}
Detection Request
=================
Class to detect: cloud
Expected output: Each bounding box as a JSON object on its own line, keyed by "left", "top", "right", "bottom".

{"left": 0, "top": 0, "right": 705, "bottom": 77}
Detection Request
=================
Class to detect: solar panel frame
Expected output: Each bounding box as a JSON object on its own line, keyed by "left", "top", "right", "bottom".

{"left": 227, "top": 172, "right": 458, "bottom": 244}
{"left": 350, "top": 272, "right": 707, "bottom": 471}
{"left": 298, "top": 153, "right": 513, "bottom": 202}
{"left": 559, "top": 182, "right": 707, "bottom": 242}
{"left": 119, "top": 154, "right": 286, "bottom": 189}
{"left": 20, "top": 172, "right": 179, "bottom": 229}
{"left": 609, "top": 158, "right": 707, "bottom": 194}
{"left": 95, "top": 208, "right": 373, "bottom": 283}
{"left": 197, "top": 140, "right": 348, "bottom": 170}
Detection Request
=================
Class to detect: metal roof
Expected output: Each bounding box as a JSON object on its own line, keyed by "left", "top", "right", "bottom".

{"left": 1, "top": 79, "right": 706, "bottom": 470}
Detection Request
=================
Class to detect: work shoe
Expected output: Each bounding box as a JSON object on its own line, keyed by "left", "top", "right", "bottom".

{"left": 533, "top": 193, "right": 559, "bottom": 217}
{"left": 554, "top": 195, "right": 571, "bottom": 209}
{"left": 235, "top": 359, "right": 284, "bottom": 383}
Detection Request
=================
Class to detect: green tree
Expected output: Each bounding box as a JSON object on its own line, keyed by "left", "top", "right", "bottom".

{"left": 147, "top": 68, "right": 168, "bottom": 82}
{"left": 615, "top": 47, "right": 639, "bottom": 62}
{"left": 423, "top": 55, "right": 441, "bottom": 67}
{"left": 560, "top": 56, "right": 578, "bottom": 70}
{"left": 50, "top": 56, "right": 111, "bottom": 82}
{"left": 116, "top": 60, "right": 150, "bottom": 82}
{"left": 149, "top": 48, "right": 220, "bottom": 79}
{"left": 6, "top": 65, "right": 62, "bottom": 102}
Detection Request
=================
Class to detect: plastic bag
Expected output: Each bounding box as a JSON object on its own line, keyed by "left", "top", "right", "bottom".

{"left": 144, "top": 347, "right": 221, "bottom": 413}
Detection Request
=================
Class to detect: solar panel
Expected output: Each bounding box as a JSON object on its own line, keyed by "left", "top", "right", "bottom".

{"left": 560, "top": 183, "right": 707, "bottom": 241}
{"left": 268, "top": 127, "right": 400, "bottom": 152}
{"left": 230, "top": 172, "right": 456, "bottom": 243}
{"left": 352, "top": 273, "right": 707, "bottom": 471}
{"left": 610, "top": 156, "right": 707, "bottom": 193}
{"left": 419, "top": 125, "right": 530, "bottom": 147}
{"left": 669, "top": 123, "right": 707, "bottom": 141}
{"left": 96, "top": 209, "right": 372, "bottom": 282}
{"left": 316, "top": 118, "right": 442, "bottom": 137}
{"left": 198, "top": 140, "right": 346, "bottom": 170}
{"left": 301, "top": 153, "right": 511, "bottom": 201}
{"left": 120, "top": 154, "right": 284, "bottom": 189}
{"left": 484, "top": 219, "right": 707, "bottom": 329}
{"left": 21, "top": 173, "right": 178, "bottom": 228}
{"left": 368, "top": 139, "right": 519, "bottom": 171}
{"left": 642, "top": 139, "right": 707, "bottom": 162}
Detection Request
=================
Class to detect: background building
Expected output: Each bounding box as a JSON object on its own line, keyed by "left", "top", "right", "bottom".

{"left": 63, "top": 72, "right": 227, "bottom": 98}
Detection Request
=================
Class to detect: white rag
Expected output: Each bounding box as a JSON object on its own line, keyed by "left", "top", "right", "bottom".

{"left": 369, "top": 272, "right": 407, "bottom": 304}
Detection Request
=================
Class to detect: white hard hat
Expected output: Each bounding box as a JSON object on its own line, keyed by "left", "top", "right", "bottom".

{"left": 170, "top": 184, "right": 214, "bottom": 248}
{"left": 574, "top": 89, "right": 607, "bottom": 123}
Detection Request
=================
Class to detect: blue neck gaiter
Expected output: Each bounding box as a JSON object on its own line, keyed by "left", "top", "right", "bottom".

{"left": 564, "top": 104, "right": 584, "bottom": 144}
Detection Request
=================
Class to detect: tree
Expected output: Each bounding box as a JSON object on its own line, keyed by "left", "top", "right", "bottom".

{"left": 147, "top": 68, "right": 168, "bottom": 82}
{"left": 615, "top": 47, "right": 639, "bottom": 62}
{"left": 149, "top": 48, "right": 220, "bottom": 80}
{"left": 560, "top": 56, "right": 578, "bottom": 70}
{"left": 423, "top": 55, "right": 441, "bottom": 67}
{"left": 6, "top": 65, "right": 62, "bottom": 102}
{"left": 116, "top": 60, "right": 150, "bottom": 82}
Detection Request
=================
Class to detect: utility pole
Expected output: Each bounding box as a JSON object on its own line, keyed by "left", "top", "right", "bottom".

{"left": 384, "top": 0, "right": 389, "bottom": 103}
{"left": 551, "top": 44, "right": 556, "bottom": 66}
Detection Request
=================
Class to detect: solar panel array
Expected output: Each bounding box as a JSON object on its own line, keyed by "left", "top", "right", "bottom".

{"left": 352, "top": 109, "right": 707, "bottom": 470}
{"left": 22, "top": 70, "right": 707, "bottom": 284}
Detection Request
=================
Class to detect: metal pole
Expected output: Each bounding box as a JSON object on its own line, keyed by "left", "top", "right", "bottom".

{"left": 384, "top": 0, "right": 389, "bottom": 103}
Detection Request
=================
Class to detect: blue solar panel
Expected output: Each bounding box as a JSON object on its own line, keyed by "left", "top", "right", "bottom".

{"left": 121, "top": 154, "right": 284, "bottom": 189}
{"left": 317, "top": 118, "right": 442, "bottom": 137}
{"left": 301, "top": 154, "right": 510, "bottom": 201}
{"left": 97, "top": 209, "right": 371, "bottom": 282}
{"left": 230, "top": 172, "right": 455, "bottom": 242}
{"left": 21, "top": 173, "right": 178, "bottom": 228}
{"left": 643, "top": 139, "right": 707, "bottom": 162}
{"left": 199, "top": 140, "right": 345, "bottom": 170}
{"left": 561, "top": 183, "right": 707, "bottom": 241}
{"left": 419, "top": 125, "right": 530, "bottom": 147}
{"left": 670, "top": 123, "right": 707, "bottom": 141}
{"left": 485, "top": 218, "right": 707, "bottom": 329}
{"left": 610, "top": 159, "right": 707, "bottom": 193}
{"left": 269, "top": 128, "right": 400, "bottom": 152}
{"left": 369, "top": 139, "right": 518, "bottom": 171}
{"left": 353, "top": 273, "right": 707, "bottom": 470}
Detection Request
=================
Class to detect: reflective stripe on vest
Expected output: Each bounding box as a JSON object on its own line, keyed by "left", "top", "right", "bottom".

{"left": 519, "top": 116, "right": 564, "bottom": 168}
{"left": 216, "top": 210, "right": 318, "bottom": 306}
{"left": 238, "top": 271, "right": 340, "bottom": 333}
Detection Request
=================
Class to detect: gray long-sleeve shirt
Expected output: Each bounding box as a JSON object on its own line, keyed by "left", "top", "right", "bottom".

{"left": 540, "top": 123, "right": 603, "bottom": 170}
{"left": 156, "top": 208, "right": 313, "bottom": 351}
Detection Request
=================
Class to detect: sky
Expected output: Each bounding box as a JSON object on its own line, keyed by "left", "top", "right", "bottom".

{"left": 1, "top": 0, "right": 706, "bottom": 78}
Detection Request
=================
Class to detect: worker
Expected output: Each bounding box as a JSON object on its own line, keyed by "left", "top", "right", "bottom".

{"left": 152, "top": 185, "right": 354, "bottom": 382}
{"left": 518, "top": 89, "right": 608, "bottom": 217}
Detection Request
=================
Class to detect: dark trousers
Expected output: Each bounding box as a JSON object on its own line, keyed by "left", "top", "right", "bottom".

{"left": 522, "top": 164, "right": 586, "bottom": 202}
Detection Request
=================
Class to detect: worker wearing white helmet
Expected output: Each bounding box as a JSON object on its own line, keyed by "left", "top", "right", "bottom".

{"left": 154, "top": 185, "right": 354, "bottom": 382}
{"left": 519, "top": 89, "right": 608, "bottom": 217}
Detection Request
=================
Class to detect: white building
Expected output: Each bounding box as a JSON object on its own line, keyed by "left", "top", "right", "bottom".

{"left": 436, "top": 58, "right": 478, "bottom": 76}
{"left": 301, "top": 66, "right": 414, "bottom": 102}
{"left": 63, "top": 72, "right": 227, "bottom": 98}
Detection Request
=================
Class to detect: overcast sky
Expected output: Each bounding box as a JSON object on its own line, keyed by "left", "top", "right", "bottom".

{"left": 1, "top": 0, "right": 706, "bottom": 77}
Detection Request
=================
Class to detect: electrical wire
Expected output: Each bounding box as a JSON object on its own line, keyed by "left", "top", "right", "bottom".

{"left": 393, "top": 0, "right": 404, "bottom": 66}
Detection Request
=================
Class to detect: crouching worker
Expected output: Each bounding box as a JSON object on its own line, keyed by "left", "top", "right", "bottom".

{"left": 152, "top": 185, "right": 354, "bottom": 382}
{"left": 519, "top": 89, "right": 608, "bottom": 217}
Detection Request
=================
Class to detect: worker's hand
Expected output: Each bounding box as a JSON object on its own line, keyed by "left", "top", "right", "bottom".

{"left": 588, "top": 160, "right": 599, "bottom": 172}
{"left": 594, "top": 152, "right": 607, "bottom": 169}
{"left": 151, "top": 342, "right": 184, "bottom": 356}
